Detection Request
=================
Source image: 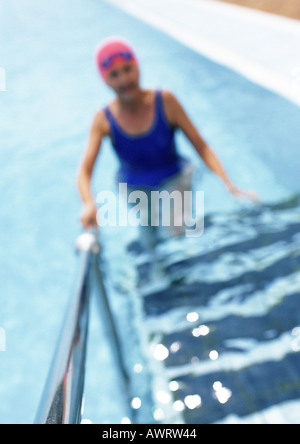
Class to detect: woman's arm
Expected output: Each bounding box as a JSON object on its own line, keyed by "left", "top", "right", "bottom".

{"left": 163, "top": 91, "right": 258, "bottom": 202}
{"left": 77, "top": 110, "right": 108, "bottom": 228}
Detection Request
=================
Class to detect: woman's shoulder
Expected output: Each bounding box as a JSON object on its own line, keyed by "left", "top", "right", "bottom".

{"left": 161, "top": 89, "right": 177, "bottom": 104}
{"left": 144, "top": 88, "right": 175, "bottom": 103}
{"left": 92, "top": 108, "right": 111, "bottom": 136}
{"left": 159, "top": 90, "right": 181, "bottom": 126}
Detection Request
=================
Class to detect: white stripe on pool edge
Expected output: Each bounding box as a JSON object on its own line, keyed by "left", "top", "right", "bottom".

{"left": 107, "top": 0, "right": 300, "bottom": 106}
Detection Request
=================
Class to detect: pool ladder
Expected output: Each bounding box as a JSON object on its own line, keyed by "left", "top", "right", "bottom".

{"left": 34, "top": 231, "right": 131, "bottom": 424}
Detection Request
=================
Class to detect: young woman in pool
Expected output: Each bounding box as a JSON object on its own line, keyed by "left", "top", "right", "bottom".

{"left": 77, "top": 37, "right": 257, "bottom": 238}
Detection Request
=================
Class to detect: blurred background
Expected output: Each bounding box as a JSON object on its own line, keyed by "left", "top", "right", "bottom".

{"left": 219, "top": 0, "right": 300, "bottom": 20}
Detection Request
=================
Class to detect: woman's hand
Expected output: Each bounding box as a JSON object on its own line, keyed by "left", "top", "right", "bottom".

{"left": 80, "top": 201, "right": 98, "bottom": 229}
{"left": 227, "top": 183, "right": 260, "bottom": 204}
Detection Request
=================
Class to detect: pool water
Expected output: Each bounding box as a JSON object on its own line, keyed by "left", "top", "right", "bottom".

{"left": 0, "top": 0, "right": 300, "bottom": 424}
{"left": 131, "top": 196, "right": 300, "bottom": 424}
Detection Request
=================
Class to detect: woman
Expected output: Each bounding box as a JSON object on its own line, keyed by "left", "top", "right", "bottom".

{"left": 77, "top": 37, "right": 257, "bottom": 240}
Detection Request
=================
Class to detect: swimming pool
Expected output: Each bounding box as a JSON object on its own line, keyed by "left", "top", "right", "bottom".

{"left": 1, "top": 0, "right": 300, "bottom": 424}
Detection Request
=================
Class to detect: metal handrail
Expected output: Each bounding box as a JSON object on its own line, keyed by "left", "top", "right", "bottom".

{"left": 34, "top": 231, "right": 131, "bottom": 424}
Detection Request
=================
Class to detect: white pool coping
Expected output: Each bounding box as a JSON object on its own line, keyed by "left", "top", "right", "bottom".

{"left": 107, "top": 0, "right": 300, "bottom": 106}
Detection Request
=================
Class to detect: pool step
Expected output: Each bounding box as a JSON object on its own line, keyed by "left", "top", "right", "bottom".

{"left": 132, "top": 194, "right": 300, "bottom": 424}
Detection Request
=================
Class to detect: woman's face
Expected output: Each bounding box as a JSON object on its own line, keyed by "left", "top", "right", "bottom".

{"left": 106, "top": 63, "right": 140, "bottom": 102}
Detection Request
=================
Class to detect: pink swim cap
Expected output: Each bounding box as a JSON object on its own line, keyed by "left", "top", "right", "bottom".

{"left": 95, "top": 37, "right": 138, "bottom": 82}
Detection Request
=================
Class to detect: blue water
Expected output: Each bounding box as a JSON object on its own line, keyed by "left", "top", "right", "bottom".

{"left": 1, "top": 0, "right": 300, "bottom": 424}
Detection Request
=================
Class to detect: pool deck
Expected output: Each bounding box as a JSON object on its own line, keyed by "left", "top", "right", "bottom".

{"left": 108, "top": 0, "right": 300, "bottom": 107}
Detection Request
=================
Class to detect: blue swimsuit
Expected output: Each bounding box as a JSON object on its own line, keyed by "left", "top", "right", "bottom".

{"left": 104, "top": 91, "right": 186, "bottom": 187}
